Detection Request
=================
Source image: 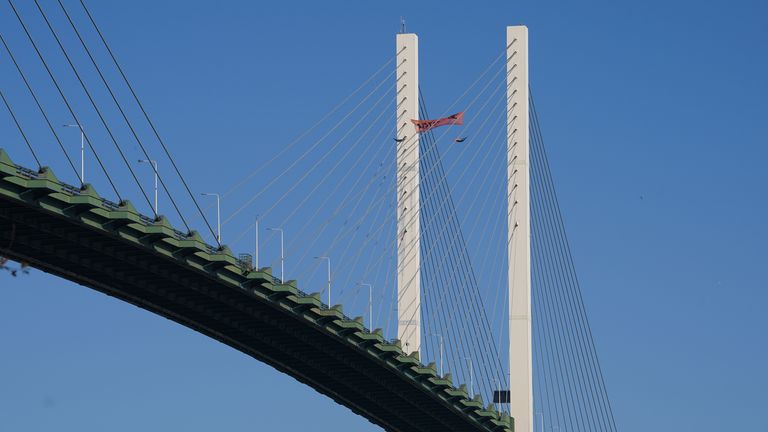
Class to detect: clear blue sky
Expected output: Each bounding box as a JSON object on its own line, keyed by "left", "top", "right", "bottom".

{"left": 1, "top": 1, "right": 767, "bottom": 431}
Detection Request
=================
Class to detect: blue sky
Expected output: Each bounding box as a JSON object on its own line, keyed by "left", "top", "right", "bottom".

{"left": 1, "top": 1, "right": 767, "bottom": 431}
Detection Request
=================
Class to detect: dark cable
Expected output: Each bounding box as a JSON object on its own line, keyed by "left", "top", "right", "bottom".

{"left": 78, "top": 0, "right": 220, "bottom": 244}
{"left": 57, "top": 0, "right": 191, "bottom": 229}
{"left": 0, "top": 89, "right": 42, "bottom": 168}
{"left": 6, "top": 0, "right": 122, "bottom": 200}
{"left": 31, "top": 0, "right": 155, "bottom": 214}
{"left": 0, "top": 33, "right": 79, "bottom": 180}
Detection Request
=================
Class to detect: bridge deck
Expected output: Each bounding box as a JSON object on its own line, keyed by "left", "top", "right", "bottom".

{"left": 0, "top": 149, "right": 513, "bottom": 432}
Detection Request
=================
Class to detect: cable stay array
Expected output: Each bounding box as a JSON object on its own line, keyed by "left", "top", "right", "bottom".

{"left": 0, "top": 4, "right": 619, "bottom": 429}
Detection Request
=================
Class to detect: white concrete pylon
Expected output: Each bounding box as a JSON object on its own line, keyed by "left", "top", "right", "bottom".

{"left": 507, "top": 25, "right": 533, "bottom": 432}
{"left": 395, "top": 32, "right": 421, "bottom": 357}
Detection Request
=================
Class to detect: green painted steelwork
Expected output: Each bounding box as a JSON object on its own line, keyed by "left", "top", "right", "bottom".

{"left": 0, "top": 148, "right": 513, "bottom": 432}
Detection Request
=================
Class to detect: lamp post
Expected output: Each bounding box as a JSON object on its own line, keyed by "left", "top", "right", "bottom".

{"left": 268, "top": 227, "right": 284, "bottom": 281}
{"left": 138, "top": 159, "right": 158, "bottom": 214}
{"left": 464, "top": 356, "right": 474, "bottom": 397}
{"left": 254, "top": 216, "right": 260, "bottom": 270}
{"left": 200, "top": 193, "right": 221, "bottom": 243}
{"left": 358, "top": 283, "right": 373, "bottom": 330}
{"left": 315, "top": 256, "right": 331, "bottom": 305}
{"left": 430, "top": 333, "right": 444, "bottom": 376}
{"left": 63, "top": 123, "right": 84, "bottom": 184}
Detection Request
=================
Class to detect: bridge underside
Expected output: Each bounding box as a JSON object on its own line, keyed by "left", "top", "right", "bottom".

{"left": 0, "top": 150, "right": 512, "bottom": 432}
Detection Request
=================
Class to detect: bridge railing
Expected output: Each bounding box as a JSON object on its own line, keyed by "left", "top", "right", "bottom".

{"left": 8, "top": 159, "right": 386, "bottom": 334}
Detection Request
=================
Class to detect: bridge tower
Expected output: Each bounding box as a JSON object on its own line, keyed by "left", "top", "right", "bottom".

{"left": 395, "top": 32, "right": 421, "bottom": 357}
{"left": 507, "top": 25, "right": 533, "bottom": 432}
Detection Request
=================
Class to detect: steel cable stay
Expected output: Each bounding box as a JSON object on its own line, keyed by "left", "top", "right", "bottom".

{"left": 407, "top": 88, "right": 511, "bottom": 374}
{"left": 534, "top": 95, "right": 612, "bottom": 432}
{"left": 268, "top": 48, "right": 508, "bottom": 285}
{"left": 214, "top": 55, "right": 399, "bottom": 202}
{"left": 418, "top": 135, "right": 507, "bottom": 405}
{"left": 336, "top": 201, "right": 397, "bottom": 310}
{"left": 292, "top": 73, "right": 506, "bottom": 295}
{"left": 312, "top": 174, "right": 394, "bottom": 302}
{"left": 223, "top": 68, "right": 397, "bottom": 225}
{"left": 531, "top": 128, "right": 594, "bottom": 427}
{"left": 335, "top": 74, "right": 509, "bottom": 287}
{"left": 285, "top": 115, "right": 394, "bottom": 264}
{"left": 354, "top": 84, "right": 510, "bottom": 402}
{"left": 0, "top": 33, "right": 79, "bottom": 180}
{"left": 77, "top": 0, "right": 222, "bottom": 241}
{"left": 55, "top": 0, "right": 193, "bottom": 231}
{"left": 28, "top": 0, "right": 157, "bottom": 217}
{"left": 428, "top": 123, "right": 508, "bottom": 388}
{"left": 526, "top": 90, "right": 618, "bottom": 430}
{"left": 418, "top": 138, "right": 482, "bottom": 395}
{"left": 530, "top": 93, "right": 618, "bottom": 431}
{"left": 531, "top": 114, "right": 588, "bottom": 431}
{"left": 233, "top": 50, "right": 507, "bottom": 267}
{"left": 289, "top": 118, "right": 398, "bottom": 282}
{"left": 6, "top": 0, "right": 123, "bottom": 201}
{"left": 0, "top": 89, "right": 42, "bottom": 168}
{"left": 284, "top": 82, "right": 508, "bottom": 398}
{"left": 292, "top": 45, "right": 509, "bottom": 267}
{"left": 406, "top": 116, "right": 473, "bottom": 386}
{"left": 228, "top": 81, "right": 395, "bottom": 246}
{"left": 335, "top": 196, "right": 397, "bottom": 301}
{"left": 1, "top": 2, "right": 615, "bottom": 428}
{"left": 301, "top": 79, "right": 505, "bottom": 306}
{"left": 529, "top": 111, "right": 589, "bottom": 431}
{"left": 531, "top": 160, "right": 583, "bottom": 432}
{"left": 417, "top": 102, "right": 509, "bottom": 400}
{"left": 276, "top": 108, "right": 394, "bottom": 245}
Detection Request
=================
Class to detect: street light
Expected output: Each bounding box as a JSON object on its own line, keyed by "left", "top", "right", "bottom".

{"left": 314, "top": 256, "right": 331, "bottom": 306}
{"left": 358, "top": 282, "right": 373, "bottom": 330}
{"left": 138, "top": 159, "right": 158, "bottom": 214}
{"left": 268, "top": 227, "right": 284, "bottom": 281}
{"left": 464, "top": 356, "right": 474, "bottom": 397}
{"left": 200, "top": 192, "right": 221, "bottom": 243}
{"left": 63, "top": 123, "right": 84, "bottom": 184}
{"left": 430, "top": 333, "right": 444, "bottom": 376}
{"left": 254, "top": 216, "right": 260, "bottom": 270}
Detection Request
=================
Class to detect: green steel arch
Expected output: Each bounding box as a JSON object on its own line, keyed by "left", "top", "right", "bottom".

{"left": 0, "top": 148, "right": 513, "bottom": 432}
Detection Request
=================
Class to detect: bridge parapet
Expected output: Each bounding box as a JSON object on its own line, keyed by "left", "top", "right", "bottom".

{"left": 0, "top": 148, "right": 513, "bottom": 432}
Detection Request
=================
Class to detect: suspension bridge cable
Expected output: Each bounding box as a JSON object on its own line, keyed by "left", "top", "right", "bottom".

{"left": 6, "top": 0, "right": 122, "bottom": 201}
{"left": 0, "top": 33, "right": 79, "bottom": 180}
{"left": 78, "top": 0, "right": 219, "bottom": 242}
